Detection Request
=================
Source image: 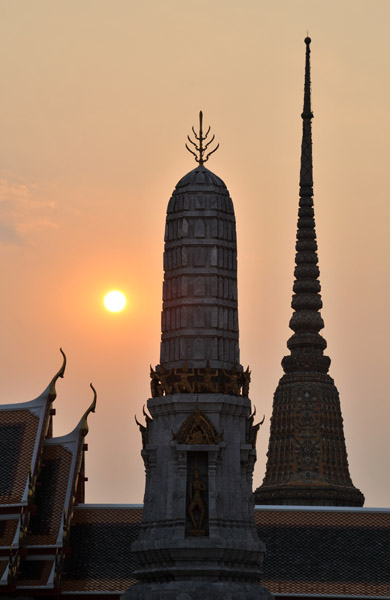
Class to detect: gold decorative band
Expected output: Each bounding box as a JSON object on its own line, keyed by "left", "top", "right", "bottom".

{"left": 150, "top": 362, "right": 250, "bottom": 398}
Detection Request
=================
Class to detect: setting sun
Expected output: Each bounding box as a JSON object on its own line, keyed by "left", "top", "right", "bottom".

{"left": 104, "top": 290, "right": 126, "bottom": 312}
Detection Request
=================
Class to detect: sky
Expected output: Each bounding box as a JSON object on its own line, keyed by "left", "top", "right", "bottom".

{"left": 0, "top": 0, "right": 389, "bottom": 508}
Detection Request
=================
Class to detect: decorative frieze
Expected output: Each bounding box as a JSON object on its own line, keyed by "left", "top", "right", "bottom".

{"left": 150, "top": 362, "right": 251, "bottom": 397}
{"left": 172, "top": 401, "right": 223, "bottom": 445}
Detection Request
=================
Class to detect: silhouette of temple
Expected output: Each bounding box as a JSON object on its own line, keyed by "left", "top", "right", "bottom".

{"left": 0, "top": 38, "right": 388, "bottom": 600}
{"left": 254, "top": 38, "right": 364, "bottom": 507}
{"left": 0, "top": 351, "right": 98, "bottom": 597}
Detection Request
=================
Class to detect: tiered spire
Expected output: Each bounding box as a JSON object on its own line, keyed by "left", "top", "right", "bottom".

{"left": 282, "top": 37, "right": 330, "bottom": 377}
{"left": 255, "top": 38, "right": 364, "bottom": 506}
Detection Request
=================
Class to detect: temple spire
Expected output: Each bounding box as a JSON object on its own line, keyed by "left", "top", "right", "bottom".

{"left": 127, "top": 118, "right": 269, "bottom": 598}
{"left": 255, "top": 37, "right": 364, "bottom": 507}
{"left": 282, "top": 35, "right": 330, "bottom": 377}
{"left": 300, "top": 37, "right": 314, "bottom": 195}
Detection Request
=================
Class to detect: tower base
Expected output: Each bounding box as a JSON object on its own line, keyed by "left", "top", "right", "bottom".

{"left": 122, "top": 581, "right": 274, "bottom": 600}
{"left": 255, "top": 483, "right": 364, "bottom": 506}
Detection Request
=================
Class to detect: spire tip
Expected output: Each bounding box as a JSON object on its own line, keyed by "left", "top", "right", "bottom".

{"left": 185, "top": 111, "right": 219, "bottom": 166}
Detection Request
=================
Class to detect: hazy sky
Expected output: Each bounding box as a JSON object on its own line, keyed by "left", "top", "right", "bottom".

{"left": 0, "top": 0, "right": 389, "bottom": 507}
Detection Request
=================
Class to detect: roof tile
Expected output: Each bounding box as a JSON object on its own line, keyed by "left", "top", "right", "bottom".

{"left": 0, "top": 411, "right": 40, "bottom": 505}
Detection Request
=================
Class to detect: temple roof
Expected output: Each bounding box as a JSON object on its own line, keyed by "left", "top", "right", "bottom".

{"left": 25, "top": 387, "right": 96, "bottom": 548}
{"left": 0, "top": 349, "right": 66, "bottom": 508}
{"left": 16, "top": 558, "right": 56, "bottom": 590}
{"left": 257, "top": 506, "right": 390, "bottom": 598}
{"left": 0, "top": 354, "right": 96, "bottom": 593}
{"left": 61, "top": 505, "right": 390, "bottom": 599}
{"left": 63, "top": 506, "right": 142, "bottom": 594}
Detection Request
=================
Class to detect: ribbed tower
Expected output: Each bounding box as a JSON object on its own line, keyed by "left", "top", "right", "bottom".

{"left": 125, "top": 114, "right": 272, "bottom": 600}
{"left": 159, "top": 164, "right": 241, "bottom": 372}
{"left": 255, "top": 38, "right": 364, "bottom": 507}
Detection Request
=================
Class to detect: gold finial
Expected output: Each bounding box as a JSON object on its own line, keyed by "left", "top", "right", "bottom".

{"left": 185, "top": 111, "right": 219, "bottom": 165}
{"left": 79, "top": 383, "right": 97, "bottom": 435}
{"left": 48, "top": 348, "right": 67, "bottom": 399}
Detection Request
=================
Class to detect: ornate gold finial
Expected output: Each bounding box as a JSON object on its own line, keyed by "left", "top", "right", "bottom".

{"left": 48, "top": 348, "right": 67, "bottom": 400}
{"left": 185, "top": 111, "right": 219, "bottom": 165}
{"left": 79, "top": 383, "right": 97, "bottom": 435}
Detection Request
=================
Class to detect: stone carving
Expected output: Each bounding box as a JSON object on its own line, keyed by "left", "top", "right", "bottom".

{"left": 203, "top": 361, "right": 216, "bottom": 393}
{"left": 246, "top": 406, "right": 265, "bottom": 449}
{"left": 135, "top": 405, "right": 153, "bottom": 449}
{"left": 242, "top": 366, "right": 251, "bottom": 397}
{"left": 172, "top": 402, "right": 223, "bottom": 445}
{"left": 222, "top": 364, "right": 240, "bottom": 395}
{"left": 150, "top": 365, "right": 163, "bottom": 397}
{"left": 293, "top": 391, "right": 322, "bottom": 482}
{"left": 150, "top": 362, "right": 251, "bottom": 398}
{"left": 187, "top": 466, "right": 207, "bottom": 535}
{"left": 174, "top": 362, "right": 195, "bottom": 393}
{"left": 294, "top": 438, "right": 322, "bottom": 482}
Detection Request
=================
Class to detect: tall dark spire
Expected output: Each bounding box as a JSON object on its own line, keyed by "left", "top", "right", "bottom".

{"left": 255, "top": 38, "right": 364, "bottom": 507}
{"left": 300, "top": 37, "right": 314, "bottom": 192}
{"left": 282, "top": 36, "right": 330, "bottom": 378}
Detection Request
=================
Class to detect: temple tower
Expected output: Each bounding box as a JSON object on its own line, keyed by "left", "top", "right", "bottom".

{"left": 124, "top": 114, "right": 272, "bottom": 599}
{"left": 254, "top": 38, "right": 364, "bottom": 507}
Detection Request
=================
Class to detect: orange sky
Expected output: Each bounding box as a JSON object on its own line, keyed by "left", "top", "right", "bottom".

{"left": 0, "top": 0, "right": 389, "bottom": 507}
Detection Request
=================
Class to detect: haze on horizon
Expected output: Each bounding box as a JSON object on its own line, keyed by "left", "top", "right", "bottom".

{"left": 0, "top": 0, "right": 389, "bottom": 507}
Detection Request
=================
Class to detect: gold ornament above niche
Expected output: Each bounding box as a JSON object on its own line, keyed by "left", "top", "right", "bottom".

{"left": 172, "top": 401, "right": 223, "bottom": 445}
{"left": 150, "top": 362, "right": 250, "bottom": 398}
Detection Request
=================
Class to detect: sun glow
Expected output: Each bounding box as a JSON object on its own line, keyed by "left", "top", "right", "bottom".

{"left": 104, "top": 290, "right": 127, "bottom": 312}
